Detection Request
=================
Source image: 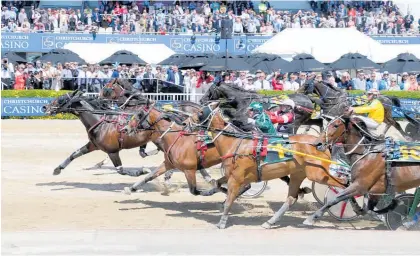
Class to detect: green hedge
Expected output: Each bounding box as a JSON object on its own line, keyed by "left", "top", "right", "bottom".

{"left": 258, "top": 90, "right": 420, "bottom": 99}
{"left": 2, "top": 89, "right": 420, "bottom": 120}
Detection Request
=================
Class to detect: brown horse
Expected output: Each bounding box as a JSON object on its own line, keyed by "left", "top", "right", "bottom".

{"left": 195, "top": 102, "right": 347, "bottom": 229}
{"left": 303, "top": 115, "right": 420, "bottom": 226}
{"left": 122, "top": 106, "right": 224, "bottom": 196}
{"left": 43, "top": 90, "right": 155, "bottom": 177}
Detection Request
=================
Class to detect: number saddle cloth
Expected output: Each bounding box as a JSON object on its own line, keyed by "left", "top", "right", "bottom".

{"left": 253, "top": 135, "right": 294, "bottom": 166}
{"left": 385, "top": 137, "right": 420, "bottom": 163}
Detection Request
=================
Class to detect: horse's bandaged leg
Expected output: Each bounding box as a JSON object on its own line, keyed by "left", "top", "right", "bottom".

{"left": 262, "top": 196, "right": 296, "bottom": 229}
{"left": 54, "top": 143, "right": 91, "bottom": 175}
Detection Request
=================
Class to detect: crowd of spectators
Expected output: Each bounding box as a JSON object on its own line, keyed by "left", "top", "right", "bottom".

{"left": 1, "top": 1, "right": 419, "bottom": 35}
{"left": 2, "top": 57, "right": 420, "bottom": 93}
{"left": 311, "top": 1, "right": 419, "bottom": 35}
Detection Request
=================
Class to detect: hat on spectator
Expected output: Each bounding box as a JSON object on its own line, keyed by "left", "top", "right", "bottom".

{"left": 103, "top": 65, "right": 109, "bottom": 68}
{"left": 402, "top": 72, "right": 408, "bottom": 76}
{"left": 81, "top": 64, "right": 87, "bottom": 68}
{"left": 390, "top": 77, "right": 397, "bottom": 82}
{"left": 383, "top": 71, "right": 389, "bottom": 75}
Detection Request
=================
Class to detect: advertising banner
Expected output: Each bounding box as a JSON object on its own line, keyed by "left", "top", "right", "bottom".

{"left": 2, "top": 32, "right": 418, "bottom": 55}
{"left": 2, "top": 96, "right": 419, "bottom": 118}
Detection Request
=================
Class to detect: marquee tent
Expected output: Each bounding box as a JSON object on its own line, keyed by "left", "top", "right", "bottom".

{"left": 63, "top": 43, "right": 175, "bottom": 64}
{"left": 252, "top": 28, "right": 414, "bottom": 64}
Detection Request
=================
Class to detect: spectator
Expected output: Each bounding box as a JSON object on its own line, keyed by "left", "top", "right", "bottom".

{"left": 253, "top": 71, "right": 271, "bottom": 90}
{"left": 271, "top": 72, "right": 284, "bottom": 90}
{"left": 167, "top": 65, "right": 183, "bottom": 86}
{"left": 352, "top": 70, "right": 367, "bottom": 90}
{"left": 407, "top": 73, "right": 419, "bottom": 91}
{"left": 337, "top": 72, "right": 354, "bottom": 90}
{"left": 14, "top": 66, "right": 26, "bottom": 90}
{"left": 388, "top": 77, "right": 400, "bottom": 91}
{"left": 284, "top": 73, "right": 299, "bottom": 91}
{"left": 366, "top": 72, "right": 380, "bottom": 90}
{"left": 399, "top": 72, "right": 410, "bottom": 90}
{"left": 379, "top": 71, "right": 390, "bottom": 90}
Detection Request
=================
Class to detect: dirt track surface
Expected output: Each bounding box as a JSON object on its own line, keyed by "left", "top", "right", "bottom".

{"left": 1, "top": 120, "right": 417, "bottom": 255}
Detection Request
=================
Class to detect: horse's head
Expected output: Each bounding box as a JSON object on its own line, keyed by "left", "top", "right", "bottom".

{"left": 194, "top": 102, "right": 230, "bottom": 130}
{"left": 321, "top": 116, "right": 349, "bottom": 146}
{"left": 100, "top": 79, "right": 124, "bottom": 100}
{"left": 42, "top": 90, "right": 82, "bottom": 115}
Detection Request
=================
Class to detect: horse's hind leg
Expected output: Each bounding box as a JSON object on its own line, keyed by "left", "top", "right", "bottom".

{"left": 262, "top": 171, "right": 306, "bottom": 229}
{"left": 53, "top": 141, "right": 97, "bottom": 175}
{"left": 303, "top": 184, "right": 358, "bottom": 226}
{"left": 108, "top": 152, "right": 147, "bottom": 177}
{"left": 124, "top": 162, "right": 169, "bottom": 194}
{"left": 84, "top": 155, "right": 109, "bottom": 170}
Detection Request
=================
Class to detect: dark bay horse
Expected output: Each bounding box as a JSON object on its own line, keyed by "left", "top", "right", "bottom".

{"left": 43, "top": 91, "right": 154, "bottom": 176}
{"left": 304, "top": 115, "right": 420, "bottom": 226}
{"left": 299, "top": 81, "right": 418, "bottom": 140}
{"left": 93, "top": 79, "right": 203, "bottom": 167}
{"left": 200, "top": 83, "right": 316, "bottom": 134}
{"left": 195, "top": 102, "right": 348, "bottom": 229}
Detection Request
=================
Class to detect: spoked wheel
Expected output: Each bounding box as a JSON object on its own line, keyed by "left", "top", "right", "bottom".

{"left": 385, "top": 194, "right": 420, "bottom": 230}
{"left": 311, "top": 181, "right": 329, "bottom": 205}
{"left": 324, "top": 186, "right": 364, "bottom": 221}
{"left": 219, "top": 163, "right": 267, "bottom": 198}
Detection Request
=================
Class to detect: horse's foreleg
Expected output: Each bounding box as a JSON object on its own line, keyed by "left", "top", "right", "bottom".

{"left": 108, "top": 152, "right": 147, "bottom": 177}
{"left": 216, "top": 177, "right": 241, "bottom": 229}
{"left": 53, "top": 142, "right": 97, "bottom": 175}
{"left": 124, "top": 162, "right": 169, "bottom": 194}
{"left": 184, "top": 169, "right": 201, "bottom": 196}
{"left": 303, "top": 185, "right": 358, "bottom": 226}
{"left": 279, "top": 176, "right": 312, "bottom": 197}
{"left": 262, "top": 171, "right": 305, "bottom": 229}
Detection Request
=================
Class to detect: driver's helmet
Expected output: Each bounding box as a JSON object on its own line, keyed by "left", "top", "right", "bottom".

{"left": 248, "top": 102, "right": 264, "bottom": 114}
{"left": 278, "top": 98, "right": 295, "bottom": 109}
{"left": 367, "top": 88, "right": 380, "bottom": 96}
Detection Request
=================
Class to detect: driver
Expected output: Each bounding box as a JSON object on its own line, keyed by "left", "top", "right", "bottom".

{"left": 247, "top": 102, "right": 276, "bottom": 135}
{"left": 348, "top": 88, "right": 385, "bottom": 137}
{"left": 267, "top": 99, "right": 295, "bottom": 134}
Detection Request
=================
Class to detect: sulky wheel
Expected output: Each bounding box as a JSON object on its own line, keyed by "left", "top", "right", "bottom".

{"left": 311, "top": 181, "right": 329, "bottom": 205}
{"left": 324, "top": 186, "right": 364, "bottom": 221}
{"left": 385, "top": 193, "right": 419, "bottom": 230}
{"left": 219, "top": 163, "right": 267, "bottom": 198}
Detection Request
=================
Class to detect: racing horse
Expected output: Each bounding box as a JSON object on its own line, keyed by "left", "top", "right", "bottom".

{"left": 299, "top": 81, "right": 419, "bottom": 140}
{"left": 199, "top": 82, "right": 318, "bottom": 134}
{"left": 304, "top": 114, "right": 420, "bottom": 226}
{"left": 122, "top": 106, "right": 311, "bottom": 197}
{"left": 92, "top": 79, "right": 203, "bottom": 168}
{"left": 43, "top": 90, "right": 153, "bottom": 176}
{"left": 195, "top": 102, "right": 349, "bottom": 229}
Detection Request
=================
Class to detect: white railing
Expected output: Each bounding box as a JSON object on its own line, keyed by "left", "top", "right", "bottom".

{"left": 82, "top": 92, "right": 204, "bottom": 104}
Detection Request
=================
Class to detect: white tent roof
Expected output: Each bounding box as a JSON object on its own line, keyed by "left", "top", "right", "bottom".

{"left": 63, "top": 43, "right": 175, "bottom": 64}
{"left": 252, "top": 28, "right": 409, "bottom": 64}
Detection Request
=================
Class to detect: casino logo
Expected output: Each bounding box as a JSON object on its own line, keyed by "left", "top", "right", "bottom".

{"left": 42, "top": 36, "right": 55, "bottom": 49}
{"left": 170, "top": 38, "right": 183, "bottom": 50}
{"left": 106, "top": 37, "right": 118, "bottom": 43}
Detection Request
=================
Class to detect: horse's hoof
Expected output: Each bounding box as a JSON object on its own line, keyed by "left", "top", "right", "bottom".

{"left": 302, "top": 218, "right": 315, "bottom": 226}
{"left": 261, "top": 222, "right": 273, "bottom": 229}
{"left": 117, "top": 171, "right": 127, "bottom": 176}
{"left": 53, "top": 167, "right": 62, "bottom": 175}
{"left": 216, "top": 222, "right": 226, "bottom": 229}
{"left": 123, "top": 187, "right": 132, "bottom": 195}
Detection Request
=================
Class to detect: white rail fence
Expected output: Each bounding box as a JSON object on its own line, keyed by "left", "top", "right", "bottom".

{"left": 83, "top": 92, "right": 205, "bottom": 103}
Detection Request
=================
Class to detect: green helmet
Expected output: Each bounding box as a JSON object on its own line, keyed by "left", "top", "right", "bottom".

{"left": 248, "top": 102, "right": 264, "bottom": 114}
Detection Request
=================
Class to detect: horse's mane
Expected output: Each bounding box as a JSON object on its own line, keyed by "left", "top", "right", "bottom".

{"left": 116, "top": 78, "right": 134, "bottom": 91}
